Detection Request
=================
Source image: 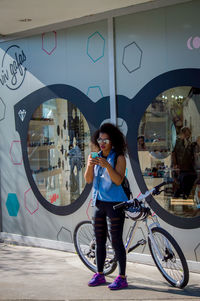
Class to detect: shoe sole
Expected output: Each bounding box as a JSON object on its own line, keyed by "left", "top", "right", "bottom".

{"left": 88, "top": 281, "right": 106, "bottom": 287}
{"left": 108, "top": 284, "right": 128, "bottom": 290}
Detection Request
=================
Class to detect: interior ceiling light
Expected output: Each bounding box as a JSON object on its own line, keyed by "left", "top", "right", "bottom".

{"left": 19, "top": 18, "right": 32, "bottom": 22}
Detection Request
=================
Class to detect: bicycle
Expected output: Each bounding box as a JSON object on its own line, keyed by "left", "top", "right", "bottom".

{"left": 73, "top": 181, "right": 189, "bottom": 289}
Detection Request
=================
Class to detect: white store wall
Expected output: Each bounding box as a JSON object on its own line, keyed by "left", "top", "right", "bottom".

{"left": 0, "top": 0, "right": 200, "bottom": 271}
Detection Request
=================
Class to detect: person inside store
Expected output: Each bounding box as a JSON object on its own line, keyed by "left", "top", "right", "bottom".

{"left": 193, "top": 136, "right": 200, "bottom": 208}
{"left": 137, "top": 135, "right": 146, "bottom": 151}
{"left": 84, "top": 123, "right": 128, "bottom": 290}
{"left": 172, "top": 126, "right": 196, "bottom": 199}
{"left": 194, "top": 136, "right": 200, "bottom": 180}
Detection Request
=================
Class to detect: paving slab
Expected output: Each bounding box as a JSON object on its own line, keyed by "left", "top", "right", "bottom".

{"left": 0, "top": 243, "right": 199, "bottom": 300}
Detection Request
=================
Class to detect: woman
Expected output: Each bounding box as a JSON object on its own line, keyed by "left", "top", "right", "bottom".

{"left": 84, "top": 123, "right": 128, "bottom": 290}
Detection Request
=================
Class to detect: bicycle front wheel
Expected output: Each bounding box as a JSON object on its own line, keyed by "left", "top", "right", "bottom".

{"left": 73, "top": 220, "right": 117, "bottom": 275}
{"left": 148, "top": 227, "right": 189, "bottom": 288}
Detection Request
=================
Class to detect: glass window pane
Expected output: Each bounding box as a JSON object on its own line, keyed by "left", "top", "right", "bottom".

{"left": 28, "top": 98, "right": 90, "bottom": 206}
{"left": 138, "top": 86, "right": 200, "bottom": 218}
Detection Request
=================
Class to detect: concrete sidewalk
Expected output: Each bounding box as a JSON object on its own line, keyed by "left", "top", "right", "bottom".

{"left": 0, "top": 243, "right": 200, "bottom": 301}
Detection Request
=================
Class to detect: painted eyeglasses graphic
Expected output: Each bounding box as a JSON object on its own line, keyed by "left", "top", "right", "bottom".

{"left": 14, "top": 84, "right": 109, "bottom": 216}
{"left": 14, "top": 68, "right": 200, "bottom": 228}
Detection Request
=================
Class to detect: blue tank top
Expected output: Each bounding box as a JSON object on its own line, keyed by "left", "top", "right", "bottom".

{"left": 92, "top": 149, "right": 128, "bottom": 206}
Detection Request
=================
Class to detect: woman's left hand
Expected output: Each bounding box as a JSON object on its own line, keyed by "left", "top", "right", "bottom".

{"left": 98, "top": 157, "right": 110, "bottom": 169}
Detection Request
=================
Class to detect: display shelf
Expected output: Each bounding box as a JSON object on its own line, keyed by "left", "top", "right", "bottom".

{"left": 145, "top": 115, "right": 167, "bottom": 123}
{"left": 145, "top": 141, "right": 167, "bottom": 147}
{"left": 28, "top": 145, "right": 55, "bottom": 151}
{"left": 35, "top": 168, "right": 62, "bottom": 180}
{"left": 171, "top": 198, "right": 194, "bottom": 206}
{"left": 30, "top": 119, "right": 55, "bottom": 126}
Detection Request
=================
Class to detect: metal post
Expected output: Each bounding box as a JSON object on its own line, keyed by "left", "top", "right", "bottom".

{"left": 108, "top": 17, "right": 117, "bottom": 125}
{"left": 0, "top": 170, "right": 2, "bottom": 233}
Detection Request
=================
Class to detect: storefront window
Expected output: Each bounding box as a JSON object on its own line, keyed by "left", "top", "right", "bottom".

{"left": 28, "top": 98, "right": 90, "bottom": 206}
{"left": 138, "top": 86, "right": 200, "bottom": 218}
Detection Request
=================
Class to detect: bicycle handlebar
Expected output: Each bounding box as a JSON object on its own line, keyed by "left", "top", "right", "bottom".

{"left": 113, "top": 180, "right": 173, "bottom": 210}
{"left": 152, "top": 181, "right": 166, "bottom": 195}
{"left": 154, "top": 181, "right": 166, "bottom": 190}
{"left": 152, "top": 178, "right": 174, "bottom": 195}
{"left": 113, "top": 198, "right": 139, "bottom": 210}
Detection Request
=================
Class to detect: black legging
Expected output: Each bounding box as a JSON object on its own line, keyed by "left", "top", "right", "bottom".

{"left": 92, "top": 200, "right": 126, "bottom": 275}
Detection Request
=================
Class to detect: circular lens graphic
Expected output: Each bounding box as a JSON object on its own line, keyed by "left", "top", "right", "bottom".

{"left": 27, "top": 98, "right": 91, "bottom": 207}
{"left": 138, "top": 86, "right": 200, "bottom": 219}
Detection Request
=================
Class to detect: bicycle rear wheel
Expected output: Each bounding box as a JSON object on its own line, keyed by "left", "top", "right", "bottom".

{"left": 73, "top": 220, "right": 117, "bottom": 275}
{"left": 148, "top": 227, "right": 189, "bottom": 288}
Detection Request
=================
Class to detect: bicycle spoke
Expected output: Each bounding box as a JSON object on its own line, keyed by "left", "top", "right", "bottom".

{"left": 148, "top": 227, "right": 189, "bottom": 288}
{"left": 74, "top": 221, "right": 117, "bottom": 275}
{"left": 154, "top": 233, "right": 184, "bottom": 278}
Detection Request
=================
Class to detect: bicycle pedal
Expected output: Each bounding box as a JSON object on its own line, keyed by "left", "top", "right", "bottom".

{"left": 138, "top": 239, "right": 146, "bottom": 245}
{"left": 87, "top": 251, "right": 95, "bottom": 258}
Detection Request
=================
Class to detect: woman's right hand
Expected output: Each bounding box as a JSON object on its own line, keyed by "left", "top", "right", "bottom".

{"left": 84, "top": 155, "right": 99, "bottom": 183}
{"left": 88, "top": 155, "right": 99, "bottom": 167}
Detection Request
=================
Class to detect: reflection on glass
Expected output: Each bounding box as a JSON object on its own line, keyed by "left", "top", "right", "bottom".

{"left": 138, "top": 86, "right": 200, "bottom": 218}
{"left": 28, "top": 98, "right": 90, "bottom": 206}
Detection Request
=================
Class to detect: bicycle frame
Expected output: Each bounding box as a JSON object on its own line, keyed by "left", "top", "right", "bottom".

{"left": 125, "top": 219, "right": 141, "bottom": 253}
{"left": 124, "top": 187, "right": 172, "bottom": 261}
{"left": 145, "top": 215, "right": 165, "bottom": 261}
{"left": 125, "top": 210, "right": 161, "bottom": 256}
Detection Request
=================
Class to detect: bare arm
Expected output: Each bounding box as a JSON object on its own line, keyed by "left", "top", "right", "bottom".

{"left": 98, "top": 155, "right": 126, "bottom": 186}
{"left": 84, "top": 155, "right": 99, "bottom": 184}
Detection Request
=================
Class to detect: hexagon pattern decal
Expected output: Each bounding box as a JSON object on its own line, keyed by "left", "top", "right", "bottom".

{"left": 42, "top": 31, "right": 57, "bottom": 55}
{"left": 24, "top": 188, "right": 39, "bottom": 215}
{"left": 0, "top": 97, "right": 6, "bottom": 121}
{"left": 194, "top": 242, "right": 200, "bottom": 261}
{"left": 87, "top": 31, "right": 105, "bottom": 63}
{"left": 9, "top": 140, "right": 23, "bottom": 165}
{"left": 87, "top": 85, "right": 103, "bottom": 102}
{"left": 57, "top": 226, "right": 72, "bottom": 242}
{"left": 122, "top": 42, "right": 143, "bottom": 73}
{"left": 6, "top": 193, "right": 20, "bottom": 216}
{"left": 86, "top": 198, "right": 92, "bottom": 220}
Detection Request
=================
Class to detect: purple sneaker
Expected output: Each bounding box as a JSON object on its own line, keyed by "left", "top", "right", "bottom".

{"left": 88, "top": 273, "right": 106, "bottom": 286}
{"left": 108, "top": 275, "right": 128, "bottom": 290}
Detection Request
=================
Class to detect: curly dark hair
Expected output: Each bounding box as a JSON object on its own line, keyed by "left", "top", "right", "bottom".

{"left": 91, "top": 123, "right": 127, "bottom": 156}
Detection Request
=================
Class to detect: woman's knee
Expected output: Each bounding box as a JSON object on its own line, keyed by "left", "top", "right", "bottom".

{"left": 92, "top": 217, "right": 107, "bottom": 244}
{"left": 111, "top": 237, "right": 124, "bottom": 250}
